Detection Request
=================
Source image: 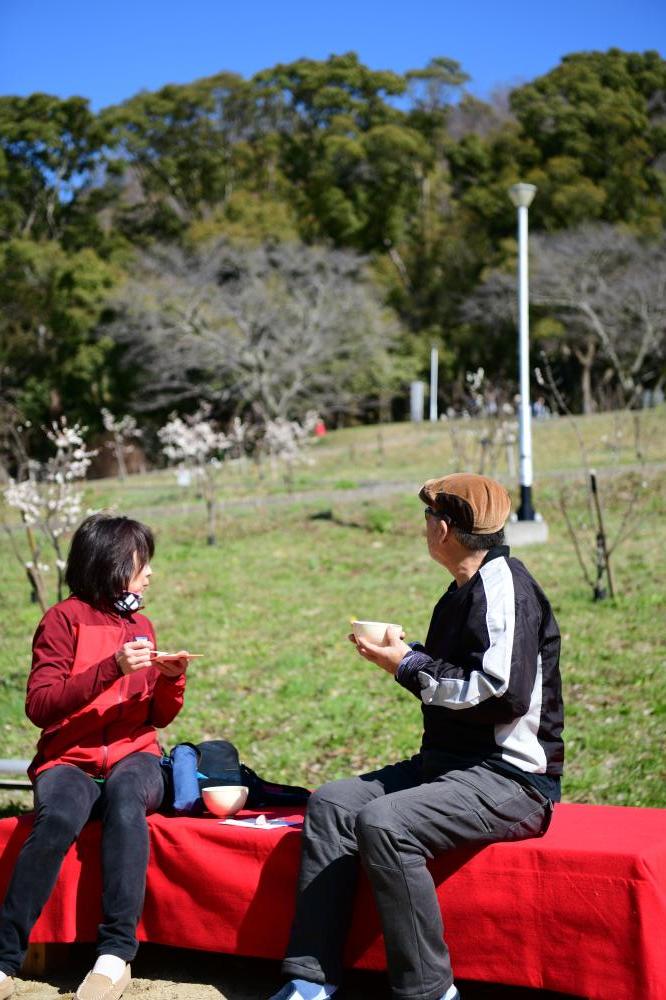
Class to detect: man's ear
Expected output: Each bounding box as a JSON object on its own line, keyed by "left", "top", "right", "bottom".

{"left": 439, "top": 519, "right": 451, "bottom": 543}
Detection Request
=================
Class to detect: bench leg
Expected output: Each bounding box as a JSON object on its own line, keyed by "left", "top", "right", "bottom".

{"left": 21, "top": 943, "right": 70, "bottom": 978}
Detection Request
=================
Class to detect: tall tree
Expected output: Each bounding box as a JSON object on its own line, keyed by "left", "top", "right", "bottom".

{"left": 511, "top": 49, "right": 666, "bottom": 229}
{"left": 100, "top": 72, "right": 263, "bottom": 240}
{"left": 251, "top": 53, "right": 432, "bottom": 250}
{"left": 0, "top": 240, "right": 117, "bottom": 425}
{"left": 447, "top": 50, "right": 666, "bottom": 239}
{"left": 0, "top": 94, "right": 107, "bottom": 243}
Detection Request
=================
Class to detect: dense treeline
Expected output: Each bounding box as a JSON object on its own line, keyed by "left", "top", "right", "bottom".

{"left": 1, "top": 48, "right": 665, "bottom": 440}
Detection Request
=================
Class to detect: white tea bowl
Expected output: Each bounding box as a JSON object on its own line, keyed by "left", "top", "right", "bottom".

{"left": 351, "top": 620, "right": 402, "bottom": 644}
{"left": 202, "top": 785, "right": 249, "bottom": 818}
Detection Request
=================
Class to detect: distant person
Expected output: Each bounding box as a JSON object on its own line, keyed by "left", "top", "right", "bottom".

{"left": 0, "top": 513, "right": 190, "bottom": 1000}
{"left": 532, "top": 396, "right": 550, "bottom": 419}
{"left": 269, "top": 473, "right": 564, "bottom": 1000}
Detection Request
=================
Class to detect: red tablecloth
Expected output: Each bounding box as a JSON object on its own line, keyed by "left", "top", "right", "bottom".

{"left": 1, "top": 803, "right": 665, "bottom": 1000}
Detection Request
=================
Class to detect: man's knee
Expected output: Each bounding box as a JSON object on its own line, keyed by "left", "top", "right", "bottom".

{"left": 304, "top": 778, "right": 367, "bottom": 840}
{"left": 308, "top": 778, "right": 360, "bottom": 813}
{"left": 355, "top": 798, "right": 396, "bottom": 853}
{"left": 355, "top": 798, "right": 429, "bottom": 868}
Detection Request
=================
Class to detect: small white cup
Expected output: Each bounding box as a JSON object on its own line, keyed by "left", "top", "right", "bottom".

{"left": 351, "top": 620, "right": 402, "bottom": 644}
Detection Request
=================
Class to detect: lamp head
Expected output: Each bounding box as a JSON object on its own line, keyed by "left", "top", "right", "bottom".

{"left": 508, "top": 183, "right": 537, "bottom": 208}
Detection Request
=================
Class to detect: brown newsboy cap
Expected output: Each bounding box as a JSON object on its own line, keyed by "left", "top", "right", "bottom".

{"left": 419, "top": 473, "right": 511, "bottom": 535}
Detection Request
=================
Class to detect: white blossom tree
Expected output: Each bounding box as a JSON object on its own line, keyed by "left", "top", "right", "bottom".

{"left": 158, "top": 404, "right": 231, "bottom": 545}
{"left": 261, "top": 411, "right": 319, "bottom": 490}
{"left": 101, "top": 408, "right": 143, "bottom": 480}
{"left": 2, "top": 418, "right": 96, "bottom": 610}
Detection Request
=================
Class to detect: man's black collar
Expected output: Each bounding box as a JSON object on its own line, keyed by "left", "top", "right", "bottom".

{"left": 481, "top": 544, "right": 511, "bottom": 565}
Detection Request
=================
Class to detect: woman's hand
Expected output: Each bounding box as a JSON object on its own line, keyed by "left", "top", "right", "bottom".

{"left": 348, "top": 627, "right": 410, "bottom": 676}
{"left": 152, "top": 655, "right": 189, "bottom": 679}
{"left": 115, "top": 639, "right": 154, "bottom": 675}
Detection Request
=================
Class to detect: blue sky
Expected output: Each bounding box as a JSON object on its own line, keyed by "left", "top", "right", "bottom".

{"left": 1, "top": 0, "right": 665, "bottom": 110}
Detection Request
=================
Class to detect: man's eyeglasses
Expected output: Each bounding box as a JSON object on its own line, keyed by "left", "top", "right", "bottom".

{"left": 424, "top": 506, "right": 451, "bottom": 523}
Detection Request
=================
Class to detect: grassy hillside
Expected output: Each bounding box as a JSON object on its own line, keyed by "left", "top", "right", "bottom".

{"left": 1, "top": 408, "right": 665, "bottom": 810}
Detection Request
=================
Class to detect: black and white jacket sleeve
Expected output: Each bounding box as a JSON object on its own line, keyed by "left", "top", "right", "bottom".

{"left": 396, "top": 555, "right": 540, "bottom": 723}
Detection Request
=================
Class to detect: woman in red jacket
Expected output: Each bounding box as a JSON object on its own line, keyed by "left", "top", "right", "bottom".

{"left": 0, "top": 513, "right": 187, "bottom": 1000}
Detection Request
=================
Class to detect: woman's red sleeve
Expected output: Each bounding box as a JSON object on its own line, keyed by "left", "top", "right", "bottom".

{"left": 148, "top": 672, "right": 186, "bottom": 728}
{"left": 25, "top": 608, "right": 119, "bottom": 729}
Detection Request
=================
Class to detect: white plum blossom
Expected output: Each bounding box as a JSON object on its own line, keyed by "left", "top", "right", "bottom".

{"left": 101, "top": 409, "right": 141, "bottom": 437}
{"left": 159, "top": 410, "right": 230, "bottom": 469}
{"left": 263, "top": 411, "right": 318, "bottom": 464}
{"left": 158, "top": 405, "right": 231, "bottom": 545}
{"left": 101, "top": 408, "right": 142, "bottom": 480}
{"left": 261, "top": 411, "right": 319, "bottom": 489}
{"left": 226, "top": 416, "right": 249, "bottom": 461}
{"left": 2, "top": 417, "right": 96, "bottom": 610}
{"left": 6, "top": 419, "right": 94, "bottom": 537}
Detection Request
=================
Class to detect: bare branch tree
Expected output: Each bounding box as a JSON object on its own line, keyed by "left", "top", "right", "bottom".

{"left": 534, "top": 359, "right": 649, "bottom": 601}
{"left": 462, "top": 225, "right": 666, "bottom": 413}
{"left": 528, "top": 227, "right": 665, "bottom": 410}
{"left": 107, "top": 241, "right": 409, "bottom": 425}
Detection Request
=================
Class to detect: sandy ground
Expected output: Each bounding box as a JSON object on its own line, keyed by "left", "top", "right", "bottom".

{"left": 10, "top": 945, "right": 566, "bottom": 1000}
{"left": 13, "top": 947, "right": 388, "bottom": 1000}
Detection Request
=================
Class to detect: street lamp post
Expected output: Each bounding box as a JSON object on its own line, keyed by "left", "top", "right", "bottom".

{"left": 508, "top": 182, "right": 537, "bottom": 521}
{"left": 429, "top": 346, "right": 438, "bottom": 422}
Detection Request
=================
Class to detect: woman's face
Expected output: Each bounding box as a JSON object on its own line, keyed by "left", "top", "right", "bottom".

{"left": 127, "top": 552, "right": 152, "bottom": 594}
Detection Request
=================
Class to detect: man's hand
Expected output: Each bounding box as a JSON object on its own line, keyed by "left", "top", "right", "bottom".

{"left": 348, "top": 627, "right": 410, "bottom": 676}
{"left": 115, "top": 639, "right": 154, "bottom": 675}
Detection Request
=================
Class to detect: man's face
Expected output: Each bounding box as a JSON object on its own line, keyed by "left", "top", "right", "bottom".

{"left": 424, "top": 507, "right": 448, "bottom": 566}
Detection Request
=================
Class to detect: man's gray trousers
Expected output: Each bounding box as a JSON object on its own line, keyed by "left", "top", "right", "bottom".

{"left": 281, "top": 755, "right": 552, "bottom": 1000}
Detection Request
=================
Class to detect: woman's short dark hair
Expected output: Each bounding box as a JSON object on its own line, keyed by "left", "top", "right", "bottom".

{"left": 65, "top": 513, "right": 155, "bottom": 609}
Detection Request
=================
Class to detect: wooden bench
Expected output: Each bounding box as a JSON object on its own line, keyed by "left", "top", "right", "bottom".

{"left": 0, "top": 760, "right": 31, "bottom": 791}
{"left": 1, "top": 803, "right": 665, "bottom": 1000}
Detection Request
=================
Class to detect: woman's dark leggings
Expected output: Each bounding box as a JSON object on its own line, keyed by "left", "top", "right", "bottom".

{"left": 0, "top": 752, "right": 165, "bottom": 975}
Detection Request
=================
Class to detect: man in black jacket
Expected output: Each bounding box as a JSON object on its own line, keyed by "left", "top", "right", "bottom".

{"left": 269, "top": 473, "right": 564, "bottom": 1000}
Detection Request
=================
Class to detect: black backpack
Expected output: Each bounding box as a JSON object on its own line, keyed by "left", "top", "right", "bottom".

{"left": 164, "top": 739, "right": 310, "bottom": 815}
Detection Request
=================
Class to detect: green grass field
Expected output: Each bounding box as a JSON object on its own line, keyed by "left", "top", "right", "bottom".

{"left": 1, "top": 408, "right": 665, "bottom": 811}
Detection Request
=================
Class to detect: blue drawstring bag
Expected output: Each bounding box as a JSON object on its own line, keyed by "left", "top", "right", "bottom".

{"left": 162, "top": 739, "right": 244, "bottom": 816}
{"left": 168, "top": 742, "right": 202, "bottom": 815}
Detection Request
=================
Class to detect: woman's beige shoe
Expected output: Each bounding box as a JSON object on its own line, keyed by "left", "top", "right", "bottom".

{"left": 75, "top": 964, "right": 130, "bottom": 1000}
{"left": 0, "top": 978, "right": 14, "bottom": 1000}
